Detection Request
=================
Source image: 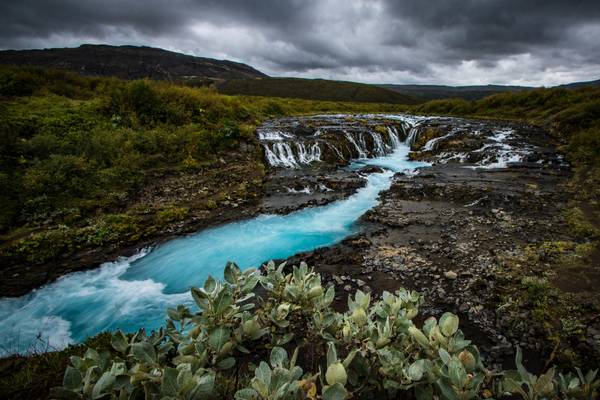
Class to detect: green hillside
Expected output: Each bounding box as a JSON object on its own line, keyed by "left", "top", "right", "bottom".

{"left": 218, "top": 77, "right": 419, "bottom": 104}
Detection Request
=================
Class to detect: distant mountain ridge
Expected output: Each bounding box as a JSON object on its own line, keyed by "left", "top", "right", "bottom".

{"left": 380, "top": 80, "right": 600, "bottom": 101}
{"left": 0, "top": 44, "right": 266, "bottom": 80}
{"left": 557, "top": 79, "right": 600, "bottom": 89}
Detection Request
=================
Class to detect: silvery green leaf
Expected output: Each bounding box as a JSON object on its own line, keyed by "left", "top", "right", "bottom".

{"left": 224, "top": 261, "right": 239, "bottom": 284}
{"left": 213, "top": 290, "right": 233, "bottom": 315}
{"left": 290, "top": 348, "right": 299, "bottom": 368}
{"left": 275, "top": 332, "right": 294, "bottom": 345}
{"left": 327, "top": 343, "right": 338, "bottom": 367}
{"left": 237, "top": 344, "right": 251, "bottom": 354}
{"left": 448, "top": 360, "right": 467, "bottom": 388}
{"left": 84, "top": 348, "right": 100, "bottom": 362}
{"left": 322, "top": 383, "right": 347, "bottom": 400}
{"left": 342, "top": 350, "right": 357, "bottom": 369}
{"left": 291, "top": 366, "right": 303, "bottom": 381}
{"left": 584, "top": 368, "right": 597, "bottom": 383}
{"left": 191, "top": 288, "right": 209, "bottom": 310}
{"left": 323, "top": 286, "right": 335, "bottom": 306}
{"left": 109, "top": 362, "right": 126, "bottom": 377}
{"left": 270, "top": 347, "right": 288, "bottom": 368}
{"left": 110, "top": 331, "right": 128, "bottom": 353}
{"left": 203, "top": 276, "right": 217, "bottom": 293}
{"left": 284, "top": 284, "right": 302, "bottom": 300}
{"left": 236, "top": 293, "right": 255, "bottom": 304}
{"left": 208, "top": 327, "right": 230, "bottom": 351}
{"left": 69, "top": 356, "right": 84, "bottom": 370}
{"left": 568, "top": 377, "right": 580, "bottom": 390}
{"left": 251, "top": 378, "right": 269, "bottom": 398}
{"left": 187, "top": 373, "right": 215, "bottom": 400}
{"left": 91, "top": 371, "right": 115, "bottom": 399}
{"left": 160, "top": 367, "right": 178, "bottom": 397}
{"left": 234, "top": 388, "right": 259, "bottom": 400}
{"left": 439, "top": 313, "right": 459, "bottom": 337}
{"left": 167, "top": 307, "right": 180, "bottom": 322}
{"left": 436, "top": 379, "right": 459, "bottom": 400}
{"left": 255, "top": 362, "right": 272, "bottom": 387}
{"left": 131, "top": 341, "right": 156, "bottom": 364}
{"left": 408, "top": 360, "right": 425, "bottom": 381}
{"left": 514, "top": 347, "right": 530, "bottom": 382}
{"left": 239, "top": 303, "right": 256, "bottom": 312}
{"left": 408, "top": 327, "right": 430, "bottom": 349}
{"left": 438, "top": 348, "right": 451, "bottom": 365}
{"left": 217, "top": 357, "right": 236, "bottom": 370}
{"left": 534, "top": 368, "right": 555, "bottom": 394}
{"left": 241, "top": 276, "right": 259, "bottom": 292}
{"left": 63, "top": 366, "right": 83, "bottom": 391}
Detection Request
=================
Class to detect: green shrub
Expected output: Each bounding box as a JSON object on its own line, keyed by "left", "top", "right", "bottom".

{"left": 51, "top": 262, "right": 599, "bottom": 400}
{"left": 564, "top": 207, "right": 600, "bottom": 239}
{"left": 156, "top": 206, "right": 189, "bottom": 224}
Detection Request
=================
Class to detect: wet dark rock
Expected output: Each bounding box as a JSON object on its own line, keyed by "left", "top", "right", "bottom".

{"left": 357, "top": 166, "right": 385, "bottom": 174}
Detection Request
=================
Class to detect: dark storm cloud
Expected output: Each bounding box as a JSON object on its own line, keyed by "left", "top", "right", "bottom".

{"left": 382, "top": 0, "right": 600, "bottom": 58}
{"left": 1, "top": 0, "right": 599, "bottom": 85}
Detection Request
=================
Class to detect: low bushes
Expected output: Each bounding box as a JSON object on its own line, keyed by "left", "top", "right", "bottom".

{"left": 51, "top": 262, "right": 599, "bottom": 399}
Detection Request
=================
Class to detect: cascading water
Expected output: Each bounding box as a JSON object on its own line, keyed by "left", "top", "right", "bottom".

{"left": 387, "top": 126, "right": 402, "bottom": 149}
{"left": 0, "top": 114, "right": 429, "bottom": 355}
{"left": 422, "top": 129, "right": 459, "bottom": 152}
{"left": 371, "top": 131, "right": 388, "bottom": 156}
{"left": 405, "top": 126, "right": 421, "bottom": 147}
{"left": 344, "top": 130, "right": 368, "bottom": 159}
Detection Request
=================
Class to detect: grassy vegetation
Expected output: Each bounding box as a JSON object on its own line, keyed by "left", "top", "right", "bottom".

{"left": 0, "top": 66, "right": 409, "bottom": 276}
{"left": 217, "top": 77, "right": 420, "bottom": 104}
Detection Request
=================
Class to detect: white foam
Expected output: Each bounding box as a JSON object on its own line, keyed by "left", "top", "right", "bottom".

{"left": 0, "top": 249, "right": 190, "bottom": 356}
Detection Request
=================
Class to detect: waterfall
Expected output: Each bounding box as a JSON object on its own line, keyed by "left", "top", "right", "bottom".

{"left": 406, "top": 127, "right": 420, "bottom": 147}
{"left": 370, "top": 131, "right": 388, "bottom": 156}
{"left": 263, "top": 141, "right": 322, "bottom": 168}
{"left": 387, "top": 126, "right": 402, "bottom": 148}
{"left": 344, "top": 131, "right": 368, "bottom": 159}
{"left": 422, "top": 130, "right": 456, "bottom": 152}
{"left": 259, "top": 114, "right": 433, "bottom": 168}
{"left": 264, "top": 142, "right": 298, "bottom": 168}
{"left": 297, "top": 142, "right": 321, "bottom": 164}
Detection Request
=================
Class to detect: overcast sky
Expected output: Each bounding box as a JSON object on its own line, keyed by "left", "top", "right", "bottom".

{"left": 1, "top": 0, "right": 599, "bottom": 86}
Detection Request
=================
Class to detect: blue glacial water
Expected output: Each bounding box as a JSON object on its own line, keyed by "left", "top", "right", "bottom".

{"left": 0, "top": 143, "right": 427, "bottom": 355}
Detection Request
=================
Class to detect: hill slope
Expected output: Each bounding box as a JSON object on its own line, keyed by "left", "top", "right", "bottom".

{"left": 0, "top": 44, "right": 266, "bottom": 80}
{"left": 558, "top": 78, "right": 600, "bottom": 89}
{"left": 381, "top": 79, "right": 600, "bottom": 101}
{"left": 380, "top": 83, "right": 531, "bottom": 101}
{"left": 218, "top": 77, "right": 419, "bottom": 104}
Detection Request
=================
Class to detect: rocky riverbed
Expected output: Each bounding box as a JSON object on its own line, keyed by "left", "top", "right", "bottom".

{"left": 263, "top": 114, "right": 599, "bottom": 370}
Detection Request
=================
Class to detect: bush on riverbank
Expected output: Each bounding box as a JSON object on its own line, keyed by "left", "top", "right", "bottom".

{"left": 23, "top": 262, "right": 595, "bottom": 400}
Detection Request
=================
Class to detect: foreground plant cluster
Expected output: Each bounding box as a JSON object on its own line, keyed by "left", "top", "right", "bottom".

{"left": 52, "top": 262, "right": 599, "bottom": 400}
